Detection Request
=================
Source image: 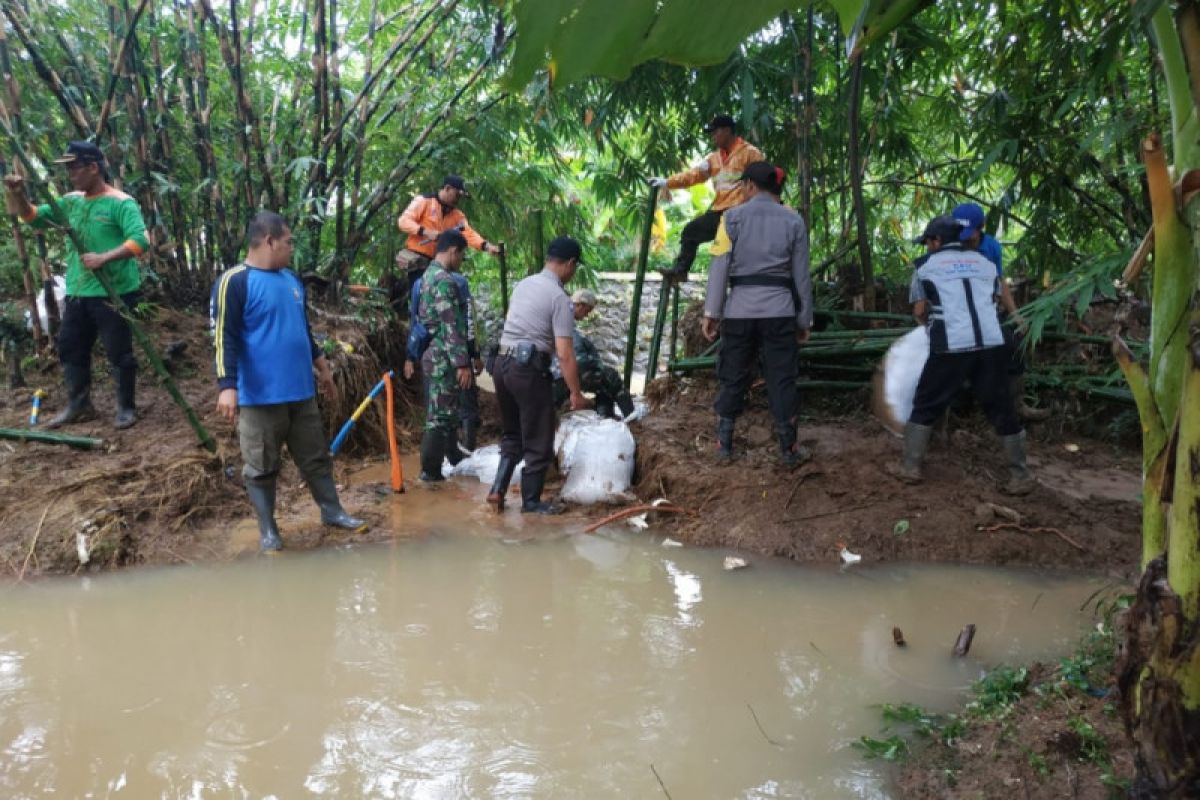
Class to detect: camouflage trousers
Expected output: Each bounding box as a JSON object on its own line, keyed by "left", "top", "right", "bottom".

{"left": 421, "top": 353, "right": 461, "bottom": 433}
{"left": 553, "top": 363, "right": 624, "bottom": 408}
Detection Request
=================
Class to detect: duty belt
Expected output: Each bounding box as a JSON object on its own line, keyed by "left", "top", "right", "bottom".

{"left": 499, "top": 345, "right": 552, "bottom": 370}
{"left": 728, "top": 274, "right": 802, "bottom": 313}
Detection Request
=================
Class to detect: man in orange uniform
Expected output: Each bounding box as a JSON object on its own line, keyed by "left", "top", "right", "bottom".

{"left": 652, "top": 115, "right": 764, "bottom": 282}
{"left": 396, "top": 175, "right": 501, "bottom": 315}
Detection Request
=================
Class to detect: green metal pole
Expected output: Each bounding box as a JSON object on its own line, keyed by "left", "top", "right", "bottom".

{"left": 669, "top": 283, "right": 680, "bottom": 362}
{"left": 1, "top": 122, "right": 217, "bottom": 452}
{"left": 623, "top": 183, "right": 658, "bottom": 390}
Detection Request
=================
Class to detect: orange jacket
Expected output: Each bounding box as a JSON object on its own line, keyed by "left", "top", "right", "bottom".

{"left": 666, "top": 137, "right": 765, "bottom": 212}
{"left": 397, "top": 194, "right": 490, "bottom": 258}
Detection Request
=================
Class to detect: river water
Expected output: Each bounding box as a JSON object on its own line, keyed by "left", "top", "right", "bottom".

{"left": 0, "top": 498, "right": 1108, "bottom": 798}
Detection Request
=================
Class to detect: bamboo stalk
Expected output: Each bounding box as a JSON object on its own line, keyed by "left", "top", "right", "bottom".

{"left": 93, "top": 0, "right": 151, "bottom": 137}
{"left": 623, "top": 184, "right": 657, "bottom": 390}
{"left": 0, "top": 427, "right": 104, "bottom": 449}
{"left": 0, "top": 124, "right": 217, "bottom": 453}
{"left": 0, "top": 1, "right": 95, "bottom": 136}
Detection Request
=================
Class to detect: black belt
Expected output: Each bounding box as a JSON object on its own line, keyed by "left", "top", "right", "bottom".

{"left": 728, "top": 275, "right": 801, "bottom": 312}
{"left": 498, "top": 346, "right": 552, "bottom": 370}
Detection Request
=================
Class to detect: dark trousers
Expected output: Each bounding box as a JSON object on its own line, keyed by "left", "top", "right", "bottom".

{"left": 459, "top": 383, "right": 480, "bottom": 427}
{"left": 494, "top": 355, "right": 556, "bottom": 476}
{"left": 909, "top": 347, "right": 1022, "bottom": 436}
{"left": 672, "top": 209, "right": 723, "bottom": 274}
{"left": 58, "top": 293, "right": 138, "bottom": 375}
{"left": 714, "top": 316, "right": 798, "bottom": 428}
{"left": 1000, "top": 313, "right": 1025, "bottom": 376}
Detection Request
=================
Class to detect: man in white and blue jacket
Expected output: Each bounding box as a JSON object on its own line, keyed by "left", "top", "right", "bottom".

{"left": 886, "top": 215, "right": 1035, "bottom": 495}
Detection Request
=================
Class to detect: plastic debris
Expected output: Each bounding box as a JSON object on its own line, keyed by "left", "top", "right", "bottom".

{"left": 1064, "top": 443, "right": 1081, "bottom": 453}
{"left": 836, "top": 541, "right": 862, "bottom": 564}
{"left": 723, "top": 556, "right": 748, "bottom": 571}
{"left": 76, "top": 532, "right": 90, "bottom": 566}
{"left": 661, "top": 538, "right": 684, "bottom": 548}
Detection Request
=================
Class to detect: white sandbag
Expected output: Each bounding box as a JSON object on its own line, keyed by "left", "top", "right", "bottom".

{"left": 450, "top": 443, "right": 523, "bottom": 485}
{"left": 877, "top": 326, "right": 929, "bottom": 435}
{"left": 25, "top": 275, "right": 66, "bottom": 335}
{"left": 556, "top": 413, "right": 636, "bottom": 505}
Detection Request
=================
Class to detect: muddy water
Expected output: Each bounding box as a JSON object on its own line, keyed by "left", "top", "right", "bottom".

{"left": 1, "top": 495, "right": 1108, "bottom": 799}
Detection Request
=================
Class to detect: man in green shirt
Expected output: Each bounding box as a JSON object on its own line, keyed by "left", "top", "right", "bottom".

{"left": 4, "top": 141, "right": 149, "bottom": 429}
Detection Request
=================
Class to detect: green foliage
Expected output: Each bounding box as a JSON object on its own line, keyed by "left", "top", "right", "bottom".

{"left": 852, "top": 733, "right": 909, "bottom": 761}
{"left": 967, "top": 665, "right": 1029, "bottom": 716}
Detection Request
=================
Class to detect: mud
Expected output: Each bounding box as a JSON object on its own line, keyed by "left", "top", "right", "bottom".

{"left": 629, "top": 375, "right": 1142, "bottom": 578}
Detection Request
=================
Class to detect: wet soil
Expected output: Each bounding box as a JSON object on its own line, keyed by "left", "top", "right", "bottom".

{"left": 630, "top": 374, "right": 1142, "bottom": 578}
{"left": 896, "top": 663, "right": 1134, "bottom": 798}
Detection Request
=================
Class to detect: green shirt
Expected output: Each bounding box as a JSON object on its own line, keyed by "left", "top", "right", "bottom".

{"left": 25, "top": 189, "right": 149, "bottom": 298}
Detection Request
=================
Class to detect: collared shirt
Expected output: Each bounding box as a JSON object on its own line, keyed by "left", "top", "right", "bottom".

{"left": 500, "top": 268, "right": 574, "bottom": 353}
{"left": 665, "top": 137, "right": 765, "bottom": 212}
{"left": 704, "top": 194, "right": 813, "bottom": 327}
{"left": 909, "top": 242, "right": 1004, "bottom": 354}
{"left": 397, "top": 194, "right": 488, "bottom": 258}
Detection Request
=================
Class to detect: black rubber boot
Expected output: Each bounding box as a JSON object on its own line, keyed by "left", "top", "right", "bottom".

{"left": 419, "top": 430, "right": 446, "bottom": 482}
{"left": 776, "top": 423, "right": 812, "bottom": 467}
{"left": 885, "top": 423, "right": 934, "bottom": 484}
{"left": 616, "top": 392, "right": 635, "bottom": 419}
{"left": 445, "top": 427, "right": 465, "bottom": 467}
{"left": 716, "top": 416, "right": 735, "bottom": 463}
{"left": 520, "top": 471, "right": 564, "bottom": 514}
{"left": 487, "top": 455, "right": 518, "bottom": 512}
{"left": 308, "top": 473, "right": 367, "bottom": 531}
{"left": 245, "top": 477, "right": 283, "bottom": 552}
{"left": 45, "top": 363, "right": 96, "bottom": 429}
{"left": 462, "top": 418, "right": 479, "bottom": 452}
{"left": 114, "top": 365, "right": 137, "bottom": 429}
{"left": 1001, "top": 432, "right": 1036, "bottom": 495}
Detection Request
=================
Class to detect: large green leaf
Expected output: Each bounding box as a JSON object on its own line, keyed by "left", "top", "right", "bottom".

{"left": 503, "top": 0, "right": 926, "bottom": 89}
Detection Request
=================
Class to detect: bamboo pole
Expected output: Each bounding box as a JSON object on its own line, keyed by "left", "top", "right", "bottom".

{"left": 0, "top": 427, "right": 104, "bottom": 449}
{"left": 623, "top": 183, "right": 658, "bottom": 390}
{"left": 498, "top": 241, "right": 509, "bottom": 317}
{"left": 1, "top": 124, "right": 217, "bottom": 452}
{"left": 645, "top": 277, "right": 671, "bottom": 382}
{"left": 529, "top": 208, "right": 544, "bottom": 276}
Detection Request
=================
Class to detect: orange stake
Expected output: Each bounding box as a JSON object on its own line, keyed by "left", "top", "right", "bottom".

{"left": 384, "top": 373, "right": 404, "bottom": 493}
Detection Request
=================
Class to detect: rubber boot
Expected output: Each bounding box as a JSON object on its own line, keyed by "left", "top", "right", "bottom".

{"left": 306, "top": 473, "right": 367, "bottom": 531}
{"left": 445, "top": 427, "right": 465, "bottom": 467}
{"left": 715, "top": 416, "right": 735, "bottom": 463}
{"left": 419, "top": 430, "right": 446, "bottom": 482}
{"left": 1012, "top": 375, "right": 1051, "bottom": 422}
{"left": 1001, "top": 431, "right": 1036, "bottom": 495}
{"left": 885, "top": 423, "right": 934, "bottom": 484}
{"left": 114, "top": 365, "right": 137, "bottom": 430}
{"left": 520, "top": 470, "right": 564, "bottom": 514}
{"left": 245, "top": 477, "right": 283, "bottom": 552}
{"left": 45, "top": 363, "right": 96, "bottom": 429}
{"left": 487, "top": 455, "right": 517, "bottom": 512}
{"left": 616, "top": 392, "right": 635, "bottom": 419}
{"left": 776, "top": 423, "right": 812, "bottom": 467}
{"left": 462, "top": 418, "right": 479, "bottom": 453}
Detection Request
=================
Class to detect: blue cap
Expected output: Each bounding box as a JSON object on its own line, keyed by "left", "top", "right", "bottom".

{"left": 952, "top": 203, "right": 985, "bottom": 242}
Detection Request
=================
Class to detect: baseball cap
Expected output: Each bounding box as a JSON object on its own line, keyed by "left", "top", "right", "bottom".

{"left": 53, "top": 141, "right": 105, "bottom": 165}
{"left": 702, "top": 114, "right": 736, "bottom": 133}
{"left": 739, "top": 160, "right": 784, "bottom": 191}
{"left": 442, "top": 174, "right": 470, "bottom": 196}
{"left": 571, "top": 288, "right": 598, "bottom": 307}
{"left": 913, "top": 215, "right": 964, "bottom": 245}
{"left": 951, "top": 203, "right": 986, "bottom": 242}
{"left": 546, "top": 235, "right": 584, "bottom": 264}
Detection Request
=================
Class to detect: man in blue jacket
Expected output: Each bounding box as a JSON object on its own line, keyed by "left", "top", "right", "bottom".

{"left": 210, "top": 212, "right": 366, "bottom": 552}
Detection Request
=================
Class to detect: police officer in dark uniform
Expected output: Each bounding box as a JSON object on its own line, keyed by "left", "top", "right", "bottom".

{"left": 886, "top": 215, "right": 1035, "bottom": 495}
{"left": 487, "top": 236, "right": 589, "bottom": 514}
{"left": 702, "top": 161, "right": 813, "bottom": 466}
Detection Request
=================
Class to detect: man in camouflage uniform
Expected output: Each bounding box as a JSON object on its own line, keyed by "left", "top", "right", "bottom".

{"left": 552, "top": 289, "right": 635, "bottom": 419}
{"left": 417, "top": 230, "right": 473, "bottom": 482}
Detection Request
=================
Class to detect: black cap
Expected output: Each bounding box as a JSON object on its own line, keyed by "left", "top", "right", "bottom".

{"left": 738, "top": 160, "right": 784, "bottom": 191}
{"left": 913, "top": 215, "right": 964, "bottom": 245}
{"left": 703, "top": 114, "right": 736, "bottom": 134}
{"left": 53, "top": 141, "right": 105, "bottom": 166}
{"left": 442, "top": 174, "right": 470, "bottom": 196}
{"left": 546, "top": 235, "right": 583, "bottom": 264}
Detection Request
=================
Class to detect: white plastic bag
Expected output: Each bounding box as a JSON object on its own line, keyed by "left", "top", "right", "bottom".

{"left": 879, "top": 326, "right": 929, "bottom": 434}
{"left": 25, "top": 275, "right": 65, "bottom": 335}
{"left": 556, "top": 412, "right": 636, "bottom": 504}
{"left": 450, "top": 444, "right": 524, "bottom": 485}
